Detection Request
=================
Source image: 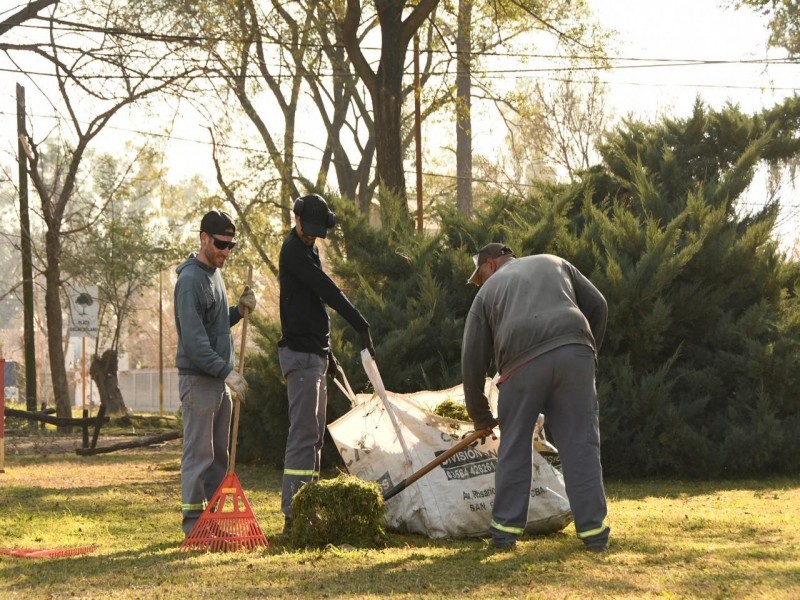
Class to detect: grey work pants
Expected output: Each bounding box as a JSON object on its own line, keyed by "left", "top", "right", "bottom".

{"left": 180, "top": 374, "right": 232, "bottom": 536}
{"left": 279, "top": 347, "right": 328, "bottom": 519}
{"left": 491, "top": 344, "right": 609, "bottom": 548}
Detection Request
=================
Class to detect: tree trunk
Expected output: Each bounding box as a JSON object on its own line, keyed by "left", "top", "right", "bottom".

{"left": 374, "top": 3, "right": 409, "bottom": 214}
{"left": 456, "top": 0, "right": 473, "bottom": 217}
{"left": 43, "top": 228, "right": 72, "bottom": 433}
{"left": 90, "top": 349, "right": 131, "bottom": 419}
{"left": 341, "top": 0, "right": 440, "bottom": 220}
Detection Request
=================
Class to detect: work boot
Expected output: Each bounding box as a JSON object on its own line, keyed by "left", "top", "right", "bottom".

{"left": 282, "top": 516, "right": 293, "bottom": 536}
{"left": 490, "top": 536, "right": 517, "bottom": 551}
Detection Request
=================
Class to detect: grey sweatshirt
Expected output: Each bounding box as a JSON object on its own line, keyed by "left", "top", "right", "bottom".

{"left": 174, "top": 254, "right": 243, "bottom": 378}
{"left": 462, "top": 254, "right": 608, "bottom": 429}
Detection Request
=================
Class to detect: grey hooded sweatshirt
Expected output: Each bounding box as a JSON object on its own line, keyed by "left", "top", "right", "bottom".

{"left": 174, "top": 254, "right": 243, "bottom": 379}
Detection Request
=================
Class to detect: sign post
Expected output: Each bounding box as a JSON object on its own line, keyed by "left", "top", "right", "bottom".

{"left": 69, "top": 286, "right": 99, "bottom": 448}
{"left": 1, "top": 358, "right": 5, "bottom": 473}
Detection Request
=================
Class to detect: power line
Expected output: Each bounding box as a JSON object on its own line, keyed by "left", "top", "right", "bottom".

{"left": 2, "top": 61, "right": 798, "bottom": 88}
{"left": 9, "top": 18, "right": 799, "bottom": 70}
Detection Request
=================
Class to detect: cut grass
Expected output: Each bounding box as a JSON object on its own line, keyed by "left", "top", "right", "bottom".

{"left": 0, "top": 439, "right": 798, "bottom": 599}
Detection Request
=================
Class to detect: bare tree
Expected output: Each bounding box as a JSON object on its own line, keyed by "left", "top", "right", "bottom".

{"left": 475, "top": 75, "right": 608, "bottom": 198}
{"left": 528, "top": 76, "right": 609, "bottom": 180}
{"left": 447, "top": 0, "right": 608, "bottom": 214}
{"left": 10, "top": 1, "right": 204, "bottom": 428}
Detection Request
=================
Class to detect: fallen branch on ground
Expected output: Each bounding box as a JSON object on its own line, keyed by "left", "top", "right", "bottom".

{"left": 75, "top": 430, "right": 181, "bottom": 455}
{"left": 4, "top": 408, "right": 107, "bottom": 427}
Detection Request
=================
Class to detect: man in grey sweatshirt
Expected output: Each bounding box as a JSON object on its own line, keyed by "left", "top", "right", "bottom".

{"left": 174, "top": 210, "right": 256, "bottom": 537}
{"left": 462, "top": 243, "right": 610, "bottom": 552}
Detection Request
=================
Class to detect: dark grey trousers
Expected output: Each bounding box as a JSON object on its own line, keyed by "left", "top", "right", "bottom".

{"left": 180, "top": 374, "right": 232, "bottom": 536}
{"left": 491, "top": 344, "right": 610, "bottom": 548}
{"left": 279, "top": 347, "right": 328, "bottom": 519}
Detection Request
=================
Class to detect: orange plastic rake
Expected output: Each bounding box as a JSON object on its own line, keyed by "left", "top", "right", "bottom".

{"left": 178, "top": 471, "right": 268, "bottom": 552}
{"left": 0, "top": 545, "right": 98, "bottom": 559}
{"left": 180, "top": 267, "right": 269, "bottom": 553}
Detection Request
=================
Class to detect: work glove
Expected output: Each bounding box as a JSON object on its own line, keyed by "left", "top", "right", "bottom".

{"left": 359, "top": 328, "right": 375, "bottom": 358}
{"left": 225, "top": 369, "right": 248, "bottom": 402}
{"left": 474, "top": 416, "right": 499, "bottom": 432}
{"left": 238, "top": 286, "right": 256, "bottom": 315}
{"left": 327, "top": 350, "right": 341, "bottom": 379}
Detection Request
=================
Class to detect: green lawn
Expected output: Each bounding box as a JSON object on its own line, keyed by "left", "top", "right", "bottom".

{"left": 0, "top": 436, "right": 798, "bottom": 599}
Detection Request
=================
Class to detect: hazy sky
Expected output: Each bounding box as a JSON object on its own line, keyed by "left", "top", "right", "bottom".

{"left": 590, "top": 0, "right": 795, "bottom": 118}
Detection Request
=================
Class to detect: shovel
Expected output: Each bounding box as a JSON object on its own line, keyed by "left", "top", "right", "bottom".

{"left": 382, "top": 426, "right": 494, "bottom": 501}
{"left": 361, "top": 349, "right": 413, "bottom": 465}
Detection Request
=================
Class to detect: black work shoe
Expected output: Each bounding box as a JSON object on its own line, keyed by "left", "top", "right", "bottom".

{"left": 282, "top": 516, "right": 293, "bottom": 536}
{"left": 490, "top": 537, "right": 516, "bottom": 551}
{"left": 585, "top": 543, "right": 608, "bottom": 553}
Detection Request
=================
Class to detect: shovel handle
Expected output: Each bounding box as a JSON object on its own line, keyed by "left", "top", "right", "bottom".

{"left": 382, "top": 426, "right": 494, "bottom": 501}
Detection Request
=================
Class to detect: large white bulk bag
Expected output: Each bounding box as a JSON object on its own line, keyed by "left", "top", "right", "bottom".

{"left": 328, "top": 378, "right": 572, "bottom": 539}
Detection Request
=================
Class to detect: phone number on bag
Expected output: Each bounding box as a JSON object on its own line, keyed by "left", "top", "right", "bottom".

{"left": 444, "top": 460, "right": 497, "bottom": 480}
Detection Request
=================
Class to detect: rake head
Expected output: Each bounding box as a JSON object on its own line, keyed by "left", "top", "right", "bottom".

{"left": 0, "top": 545, "right": 98, "bottom": 559}
{"left": 180, "top": 472, "right": 269, "bottom": 552}
{"left": 180, "top": 518, "right": 269, "bottom": 552}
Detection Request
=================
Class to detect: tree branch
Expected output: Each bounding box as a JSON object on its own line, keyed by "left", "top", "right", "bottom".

{"left": 0, "top": 0, "right": 59, "bottom": 37}
{"left": 209, "top": 128, "right": 278, "bottom": 277}
{"left": 342, "top": 0, "right": 377, "bottom": 97}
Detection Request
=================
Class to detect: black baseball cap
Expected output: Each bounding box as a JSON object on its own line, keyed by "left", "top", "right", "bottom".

{"left": 297, "top": 194, "right": 332, "bottom": 239}
{"left": 467, "top": 243, "right": 515, "bottom": 285}
{"left": 200, "top": 210, "right": 236, "bottom": 237}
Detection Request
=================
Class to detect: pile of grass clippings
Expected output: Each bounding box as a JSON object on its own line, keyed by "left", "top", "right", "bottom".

{"left": 291, "top": 472, "right": 386, "bottom": 548}
{"left": 434, "top": 398, "right": 470, "bottom": 422}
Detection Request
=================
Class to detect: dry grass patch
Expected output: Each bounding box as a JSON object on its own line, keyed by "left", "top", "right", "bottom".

{"left": 0, "top": 436, "right": 798, "bottom": 598}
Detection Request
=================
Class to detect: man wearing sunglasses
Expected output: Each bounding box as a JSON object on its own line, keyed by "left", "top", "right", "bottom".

{"left": 462, "top": 243, "right": 610, "bottom": 553}
{"left": 174, "top": 209, "right": 257, "bottom": 537}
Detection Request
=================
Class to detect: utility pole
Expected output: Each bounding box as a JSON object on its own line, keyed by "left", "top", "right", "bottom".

{"left": 17, "top": 83, "right": 37, "bottom": 413}
{"left": 456, "top": 0, "right": 474, "bottom": 217}
{"left": 159, "top": 269, "right": 164, "bottom": 416}
{"left": 414, "top": 35, "right": 423, "bottom": 232}
{"left": 1, "top": 357, "right": 5, "bottom": 473}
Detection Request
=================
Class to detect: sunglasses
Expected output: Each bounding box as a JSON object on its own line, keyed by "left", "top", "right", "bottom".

{"left": 209, "top": 235, "right": 236, "bottom": 250}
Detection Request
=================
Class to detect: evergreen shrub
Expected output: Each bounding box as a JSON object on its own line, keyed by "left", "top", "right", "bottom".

{"left": 241, "top": 100, "right": 800, "bottom": 479}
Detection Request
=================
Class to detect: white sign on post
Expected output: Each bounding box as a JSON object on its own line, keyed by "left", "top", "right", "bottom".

{"left": 69, "top": 285, "right": 99, "bottom": 338}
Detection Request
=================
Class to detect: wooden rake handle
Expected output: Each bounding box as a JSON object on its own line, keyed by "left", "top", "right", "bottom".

{"left": 382, "top": 426, "right": 494, "bottom": 501}
{"left": 228, "top": 265, "right": 252, "bottom": 474}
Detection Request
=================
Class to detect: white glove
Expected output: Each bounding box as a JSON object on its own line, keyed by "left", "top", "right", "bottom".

{"left": 225, "top": 370, "right": 248, "bottom": 401}
{"left": 238, "top": 286, "right": 256, "bottom": 314}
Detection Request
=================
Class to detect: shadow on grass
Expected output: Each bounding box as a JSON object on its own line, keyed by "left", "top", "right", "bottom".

{"left": 0, "top": 478, "right": 279, "bottom": 530}
{"left": 1, "top": 518, "right": 797, "bottom": 597}
{"left": 605, "top": 476, "right": 800, "bottom": 501}
{"left": 264, "top": 526, "right": 800, "bottom": 598}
